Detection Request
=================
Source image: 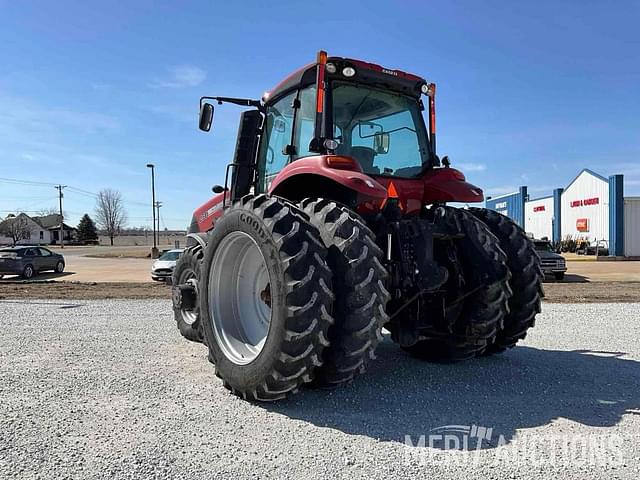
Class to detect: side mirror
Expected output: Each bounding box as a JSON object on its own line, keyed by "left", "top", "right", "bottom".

{"left": 212, "top": 185, "right": 224, "bottom": 194}
{"left": 199, "top": 102, "right": 214, "bottom": 132}
{"left": 373, "top": 132, "right": 390, "bottom": 154}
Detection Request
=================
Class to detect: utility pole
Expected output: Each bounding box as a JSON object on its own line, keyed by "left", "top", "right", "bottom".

{"left": 55, "top": 185, "right": 66, "bottom": 248}
{"left": 146, "top": 164, "right": 157, "bottom": 258}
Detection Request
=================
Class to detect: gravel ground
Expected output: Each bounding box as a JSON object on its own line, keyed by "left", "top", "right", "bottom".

{"left": 1, "top": 300, "right": 639, "bottom": 479}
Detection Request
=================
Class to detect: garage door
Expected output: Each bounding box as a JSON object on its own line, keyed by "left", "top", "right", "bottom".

{"left": 624, "top": 198, "right": 640, "bottom": 257}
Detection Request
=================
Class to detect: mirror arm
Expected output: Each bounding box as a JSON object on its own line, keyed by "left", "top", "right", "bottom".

{"left": 200, "top": 96, "right": 264, "bottom": 112}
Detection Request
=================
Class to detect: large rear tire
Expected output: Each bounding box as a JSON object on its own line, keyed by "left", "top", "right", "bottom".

{"left": 468, "top": 207, "right": 544, "bottom": 353}
{"left": 172, "top": 245, "right": 205, "bottom": 344}
{"left": 199, "top": 195, "right": 334, "bottom": 401}
{"left": 301, "top": 198, "right": 390, "bottom": 387}
{"left": 401, "top": 207, "right": 511, "bottom": 362}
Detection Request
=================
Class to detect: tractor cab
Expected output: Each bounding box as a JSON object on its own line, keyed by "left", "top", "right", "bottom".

{"left": 197, "top": 51, "right": 481, "bottom": 228}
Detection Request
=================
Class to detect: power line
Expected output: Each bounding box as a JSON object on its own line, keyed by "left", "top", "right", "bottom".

{"left": 0, "top": 177, "right": 58, "bottom": 187}
{"left": 2, "top": 177, "right": 156, "bottom": 209}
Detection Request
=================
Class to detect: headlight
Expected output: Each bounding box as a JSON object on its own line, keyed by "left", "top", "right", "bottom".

{"left": 342, "top": 66, "right": 356, "bottom": 77}
{"left": 323, "top": 139, "right": 339, "bottom": 150}
{"left": 326, "top": 63, "right": 337, "bottom": 74}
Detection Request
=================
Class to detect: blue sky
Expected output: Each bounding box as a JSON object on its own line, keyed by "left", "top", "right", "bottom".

{"left": 1, "top": 0, "right": 638, "bottom": 229}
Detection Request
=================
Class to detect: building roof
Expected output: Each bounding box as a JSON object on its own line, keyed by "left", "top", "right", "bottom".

{"left": 527, "top": 194, "right": 553, "bottom": 202}
{"left": 563, "top": 168, "right": 608, "bottom": 192}
{"left": 0, "top": 212, "right": 33, "bottom": 229}
{"left": 31, "top": 214, "right": 76, "bottom": 231}
{"left": 31, "top": 214, "right": 61, "bottom": 229}
{"left": 486, "top": 190, "right": 520, "bottom": 201}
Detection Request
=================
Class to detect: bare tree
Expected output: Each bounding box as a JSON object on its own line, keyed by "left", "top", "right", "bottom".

{"left": 36, "top": 207, "right": 60, "bottom": 216}
{"left": 95, "top": 189, "right": 128, "bottom": 246}
{"left": 0, "top": 214, "right": 32, "bottom": 246}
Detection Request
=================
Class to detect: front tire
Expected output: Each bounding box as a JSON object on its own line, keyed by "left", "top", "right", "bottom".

{"left": 468, "top": 208, "right": 543, "bottom": 353}
{"left": 55, "top": 260, "right": 65, "bottom": 273}
{"left": 301, "top": 199, "right": 390, "bottom": 387}
{"left": 199, "top": 195, "right": 334, "bottom": 401}
{"left": 172, "top": 244, "right": 205, "bottom": 344}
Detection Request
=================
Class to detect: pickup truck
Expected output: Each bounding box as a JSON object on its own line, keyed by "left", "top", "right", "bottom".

{"left": 534, "top": 240, "right": 567, "bottom": 280}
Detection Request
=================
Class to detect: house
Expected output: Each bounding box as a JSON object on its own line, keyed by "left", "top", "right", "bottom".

{"left": 0, "top": 213, "right": 76, "bottom": 246}
{"left": 31, "top": 214, "right": 76, "bottom": 245}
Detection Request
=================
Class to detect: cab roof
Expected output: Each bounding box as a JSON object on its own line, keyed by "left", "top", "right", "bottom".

{"left": 264, "top": 56, "right": 428, "bottom": 103}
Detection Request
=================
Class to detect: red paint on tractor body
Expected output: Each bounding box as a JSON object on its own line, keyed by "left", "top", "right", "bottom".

{"left": 191, "top": 159, "right": 483, "bottom": 232}
{"left": 193, "top": 190, "right": 229, "bottom": 232}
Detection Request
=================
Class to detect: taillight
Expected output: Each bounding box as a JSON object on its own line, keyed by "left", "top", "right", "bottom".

{"left": 326, "top": 156, "right": 361, "bottom": 171}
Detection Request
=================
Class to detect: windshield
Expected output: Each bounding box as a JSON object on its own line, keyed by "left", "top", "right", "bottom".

{"left": 331, "top": 82, "right": 430, "bottom": 177}
{"left": 534, "top": 242, "right": 554, "bottom": 252}
{"left": 159, "top": 251, "right": 181, "bottom": 261}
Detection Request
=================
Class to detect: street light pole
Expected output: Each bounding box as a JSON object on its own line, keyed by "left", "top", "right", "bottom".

{"left": 146, "top": 164, "right": 158, "bottom": 258}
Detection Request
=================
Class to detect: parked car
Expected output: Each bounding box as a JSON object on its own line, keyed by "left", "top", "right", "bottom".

{"left": 576, "top": 240, "right": 609, "bottom": 256}
{"left": 533, "top": 240, "right": 567, "bottom": 280}
{"left": 0, "top": 246, "right": 65, "bottom": 279}
{"left": 151, "top": 248, "right": 184, "bottom": 281}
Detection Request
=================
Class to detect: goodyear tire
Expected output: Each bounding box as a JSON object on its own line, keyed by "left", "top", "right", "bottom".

{"left": 199, "top": 194, "right": 334, "bottom": 401}
{"left": 301, "top": 198, "right": 390, "bottom": 387}
{"left": 172, "top": 245, "right": 205, "bottom": 344}
{"left": 469, "top": 207, "right": 544, "bottom": 353}
{"left": 402, "top": 207, "right": 511, "bottom": 362}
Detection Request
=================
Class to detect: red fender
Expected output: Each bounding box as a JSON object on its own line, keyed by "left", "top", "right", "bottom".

{"left": 267, "top": 155, "right": 388, "bottom": 201}
{"left": 360, "top": 167, "right": 484, "bottom": 215}
{"left": 421, "top": 167, "right": 484, "bottom": 204}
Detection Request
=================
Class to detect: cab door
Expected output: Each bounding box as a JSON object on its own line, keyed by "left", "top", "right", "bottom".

{"left": 256, "top": 91, "right": 296, "bottom": 193}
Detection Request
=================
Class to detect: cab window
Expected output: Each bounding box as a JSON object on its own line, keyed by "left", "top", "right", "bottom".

{"left": 257, "top": 91, "right": 296, "bottom": 192}
{"left": 293, "top": 85, "right": 317, "bottom": 159}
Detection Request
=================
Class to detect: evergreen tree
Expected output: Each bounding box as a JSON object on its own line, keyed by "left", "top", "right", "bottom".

{"left": 77, "top": 214, "right": 98, "bottom": 244}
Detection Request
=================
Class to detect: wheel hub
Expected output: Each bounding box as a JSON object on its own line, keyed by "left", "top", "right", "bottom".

{"left": 172, "top": 282, "right": 198, "bottom": 311}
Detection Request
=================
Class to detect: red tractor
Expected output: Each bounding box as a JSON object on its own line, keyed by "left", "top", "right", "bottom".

{"left": 171, "top": 51, "right": 543, "bottom": 401}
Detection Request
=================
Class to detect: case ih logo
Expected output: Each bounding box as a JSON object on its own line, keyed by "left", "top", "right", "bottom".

{"left": 570, "top": 197, "right": 599, "bottom": 208}
{"left": 533, "top": 205, "right": 546, "bottom": 212}
{"left": 382, "top": 68, "right": 398, "bottom": 76}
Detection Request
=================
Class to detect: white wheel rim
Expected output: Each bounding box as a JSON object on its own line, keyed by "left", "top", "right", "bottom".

{"left": 208, "top": 231, "right": 272, "bottom": 365}
{"left": 179, "top": 268, "right": 199, "bottom": 326}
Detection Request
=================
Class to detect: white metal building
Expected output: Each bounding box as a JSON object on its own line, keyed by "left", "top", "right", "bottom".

{"left": 488, "top": 168, "right": 638, "bottom": 257}
{"left": 560, "top": 170, "right": 610, "bottom": 243}
{"left": 524, "top": 196, "right": 554, "bottom": 240}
